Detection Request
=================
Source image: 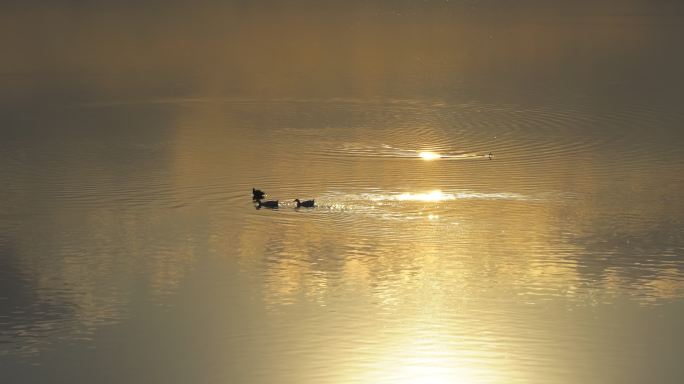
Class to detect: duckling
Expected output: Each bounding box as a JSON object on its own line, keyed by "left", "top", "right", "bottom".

{"left": 257, "top": 200, "right": 279, "bottom": 209}
{"left": 294, "top": 199, "right": 315, "bottom": 208}
{"left": 252, "top": 188, "right": 266, "bottom": 200}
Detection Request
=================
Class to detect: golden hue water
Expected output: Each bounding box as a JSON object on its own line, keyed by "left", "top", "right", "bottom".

{"left": 2, "top": 2, "right": 684, "bottom": 383}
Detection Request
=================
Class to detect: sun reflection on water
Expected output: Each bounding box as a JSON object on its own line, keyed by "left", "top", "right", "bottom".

{"left": 356, "top": 328, "right": 506, "bottom": 384}
{"left": 394, "top": 190, "right": 452, "bottom": 202}
{"left": 419, "top": 151, "right": 441, "bottom": 160}
{"left": 361, "top": 190, "right": 527, "bottom": 204}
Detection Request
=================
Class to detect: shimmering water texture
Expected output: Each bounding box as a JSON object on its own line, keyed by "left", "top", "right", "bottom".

{"left": 2, "top": 2, "right": 684, "bottom": 384}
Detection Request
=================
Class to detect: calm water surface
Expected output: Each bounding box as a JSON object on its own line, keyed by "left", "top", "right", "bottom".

{"left": 2, "top": 2, "right": 684, "bottom": 383}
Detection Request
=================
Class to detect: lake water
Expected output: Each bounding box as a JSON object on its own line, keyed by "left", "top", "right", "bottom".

{"left": 2, "top": 2, "right": 684, "bottom": 383}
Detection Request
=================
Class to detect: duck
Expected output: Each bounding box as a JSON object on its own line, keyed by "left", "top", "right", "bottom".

{"left": 252, "top": 188, "right": 266, "bottom": 201}
{"left": 487, "top": 152, "right": 493, "bottom": 160}
{"left": 257, "top": 200, "right": 279, "bottom": 209}
{"left": 294, "top": 199, "right": 315, "bottom": 208}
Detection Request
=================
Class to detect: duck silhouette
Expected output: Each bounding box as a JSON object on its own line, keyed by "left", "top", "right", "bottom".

{"left": 252, "top": 188, "right": 266, "bottom": 201}
{"left": 256, "top": 200, "right": 279, "bottom": 209}
{"left": 294, "top": 199, "right": 315, "bottom": 208}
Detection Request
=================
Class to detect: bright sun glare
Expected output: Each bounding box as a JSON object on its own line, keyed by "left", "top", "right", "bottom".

{"left": 419, "top": 151, "right": 441, "bottom": 160}
{"left": 395, "top": 190, "right": 452, "bottom": 202}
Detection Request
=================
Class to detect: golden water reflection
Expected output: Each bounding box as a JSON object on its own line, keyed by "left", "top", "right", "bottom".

{"left": 236, "top": 195, "right": 683, "bottom": 312}
{"left": 1, "top": 0, "right": 683, "bottom": 381}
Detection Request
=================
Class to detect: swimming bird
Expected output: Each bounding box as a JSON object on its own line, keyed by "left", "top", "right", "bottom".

{"left": 252, "top": 188, "right": 266, "bottom": 200}
{"left": 257, "top": 200, "right": 279, "bottom": 209}
{"left": 294, "top": 199, "right": 315, "bottom": 208}
{"left": 488, "top": 152, "right": 493, "bottom": 160}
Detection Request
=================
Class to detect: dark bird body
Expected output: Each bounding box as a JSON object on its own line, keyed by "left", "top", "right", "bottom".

{"left": 294, "top": 199, "right": 315, "bottom": 208}
{"left": 252, "top": 188, "right": 266, "bottom": 200}
{"left": 257, "top": 200, "right": 279, "bottom": 209}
